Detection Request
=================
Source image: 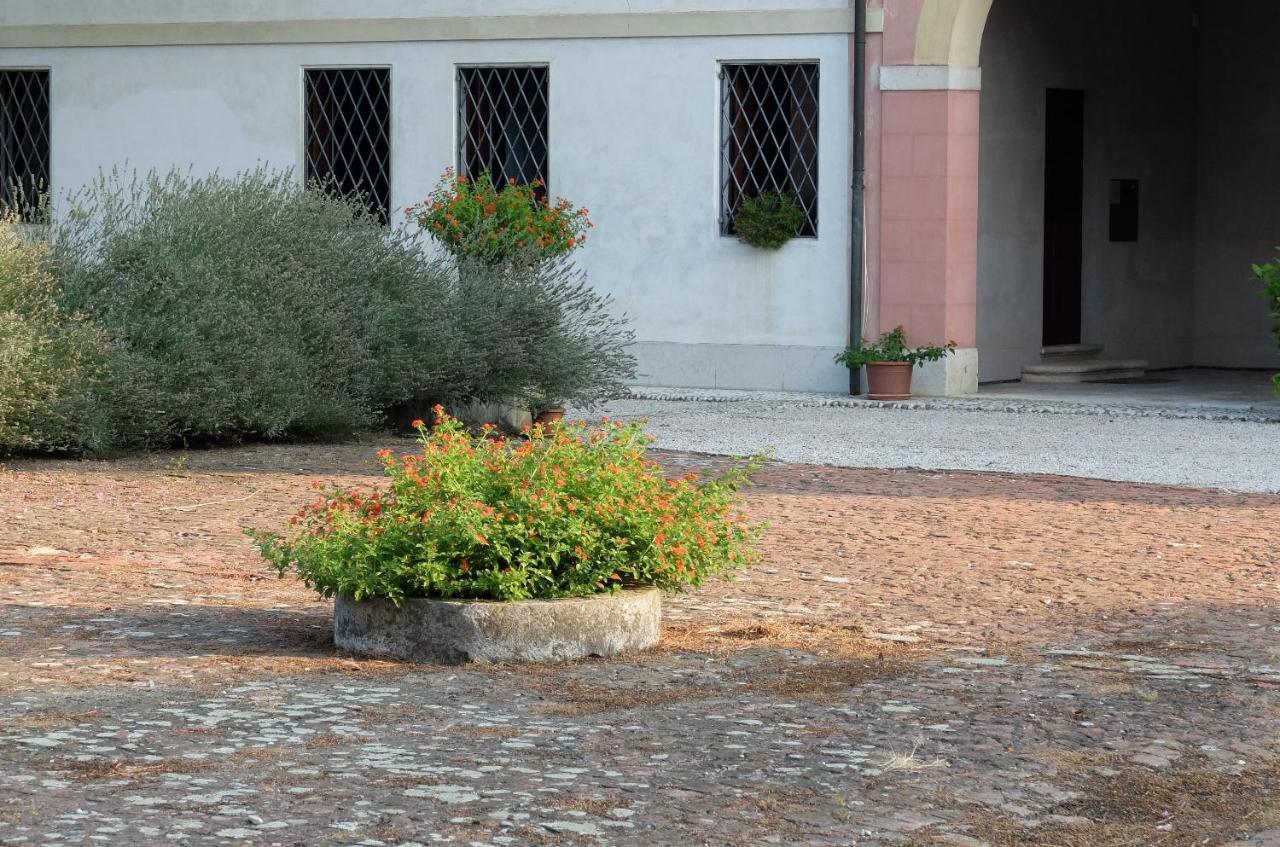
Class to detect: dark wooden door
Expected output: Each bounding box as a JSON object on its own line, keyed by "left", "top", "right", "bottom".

{"left": 1042, "top": 88, "right": 1084, "bottom": 346}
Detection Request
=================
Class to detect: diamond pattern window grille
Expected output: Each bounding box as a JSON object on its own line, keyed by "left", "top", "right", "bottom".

{"left": 457, "top": 66, "right": 549, "bottom": 190}
{"left": 304, "top": 68, "right": 391, "bottom": 222}
{"left": 720, "top": 62, "right": 820, "bottom": 237}
{"left": 0, "top": 70, "right": 51, "bottom": 221}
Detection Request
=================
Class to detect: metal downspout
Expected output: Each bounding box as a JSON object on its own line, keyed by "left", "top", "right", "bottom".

{"left": 848, "top": 0, "right": 868, "bottom": 395}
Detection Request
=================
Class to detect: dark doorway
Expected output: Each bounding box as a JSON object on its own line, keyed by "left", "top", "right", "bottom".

{"left": 1042, "top": 88, "right": 1084, "bottom": 346}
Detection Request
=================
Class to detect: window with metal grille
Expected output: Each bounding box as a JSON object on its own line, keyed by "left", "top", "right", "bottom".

{"left": 720, "top": 62, "right": 820, "bottom": 237}
{"left": 457, "top": 66, "right": 549, "bottom": 189}
{"left": 304, "top": 67, "right": 391, "bottom": 222}
{"left": 0, "top": 69, "right": 51, "bottom": 221}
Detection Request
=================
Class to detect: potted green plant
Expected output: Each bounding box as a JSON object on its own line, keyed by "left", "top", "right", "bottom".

{"left": 532, "top": 402, "right": 565, "bottom": 425}
{"left": 1251, "top": 249, "right": 1280, "bottom": 396}
{"left": 734, "top": 191, "right": 806, "bottom": 250}
{"left": 835, "top": 326, "right": 956, "bottom": 401}
{"left": 250, "top": 407, "right": 762, "bottom": 663}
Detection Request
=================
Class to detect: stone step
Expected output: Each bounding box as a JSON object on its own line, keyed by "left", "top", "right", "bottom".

{"left": 1040, "top": 343, "right": 1104, "bottom": 362}
{"left": 1022, "top": 359, "right": 1149, "bottom": 383}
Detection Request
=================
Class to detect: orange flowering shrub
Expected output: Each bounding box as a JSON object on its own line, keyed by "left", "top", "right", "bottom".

{"left": 253, "top": 408, "right": 762, "bottom": 603}
{"left": 407, "top": 169, "right": 592, "bottom": 262}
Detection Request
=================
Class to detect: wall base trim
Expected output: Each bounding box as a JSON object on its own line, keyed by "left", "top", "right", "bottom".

{"left": 631, "top": 341, "right": 850, "bottom": 394}
{"left": 879, "top": 64, "right": 982, "bottom": 91}
{"left": 909, "top": 347, "right": 979, "bottom": 396}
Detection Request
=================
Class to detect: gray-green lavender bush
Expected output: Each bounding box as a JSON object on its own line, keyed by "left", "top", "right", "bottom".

{"left": 443, "top": 256, "right": 636, "bottom": 411}
{"left": 0, "top": 167, "right": 634, "bottom": 454}
{"left": 0, "top": 220, "right": 107, "bottom": 452}
{"left": 48, "top": 168, "right": 450, "bottom": 447}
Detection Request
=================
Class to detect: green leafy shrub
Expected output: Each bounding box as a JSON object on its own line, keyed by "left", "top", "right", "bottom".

{"left": 0, "top": 220, "right": 107, "bottom": 452}
{"left": 408, "top": 169, "right": 592, "bottom": 263}
{"left": 253, "top": 409, "right": 763, "bottom": 603}
{"left": 835, "top": 326, "right": 956, "bottom": 369}
{"left": 0, "top": 168, "right": 634, "bottom": 454}
{"left": 1252, "top": 250, "right": 1280, "bottom": 395}
{"left": 733, "top": 191, "right": 807, "bottom": 250}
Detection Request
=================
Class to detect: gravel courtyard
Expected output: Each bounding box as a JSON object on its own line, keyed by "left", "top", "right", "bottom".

{"left": 588, "top": 390, "right": 1280, "bottom": 493}
{"left": 1, "top": 426, "right": 1278, "bottom": 846}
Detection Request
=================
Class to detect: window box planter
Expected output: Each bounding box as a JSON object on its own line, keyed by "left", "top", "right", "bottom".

{"left": 333, "top": 587, "right": 660, "bottom": 664}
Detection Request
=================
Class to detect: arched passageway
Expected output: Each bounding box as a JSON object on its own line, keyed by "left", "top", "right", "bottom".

{"left": 976, "top": 0, "right": 1280, "bottom": 381}
{"left": 878, "top": 0, "right": 1280, "bottom": 386}
{"left": 912, "top": 0, "right": 993, "bottom": 66}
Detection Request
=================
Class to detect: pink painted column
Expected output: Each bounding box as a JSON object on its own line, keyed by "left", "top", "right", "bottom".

{"left": 877, "top": 88, "right": 979, "bottom": 349}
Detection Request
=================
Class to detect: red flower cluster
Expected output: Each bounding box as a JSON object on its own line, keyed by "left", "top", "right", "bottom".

{"left": 406, "top": 169, "right": 593, "bottom": 262}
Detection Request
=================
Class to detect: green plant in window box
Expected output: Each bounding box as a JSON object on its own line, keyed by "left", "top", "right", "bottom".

{"left": 1250, "top": 249, "right": 1280, "bottom": 395}
{"left": 734, "top": 191, "right": 807, "bottom": 250}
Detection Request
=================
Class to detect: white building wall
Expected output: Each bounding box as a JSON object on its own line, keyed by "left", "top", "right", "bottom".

{"left": 0, "top": 3, "right": 854, "bottom": 392}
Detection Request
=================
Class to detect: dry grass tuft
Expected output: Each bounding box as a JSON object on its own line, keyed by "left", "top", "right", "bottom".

{"left": 371, "top": 774, "right": 446, "bottom": 790}
{"left": 53, "top": 744, "right": 287, "bottom": 784}
{"left": 453, "top": 724, "right": 522, "bottom": 740}
{"left": 1106, "top": 638, "right": 1220, "bottom": 656}
{"left": 303, "top": 732, "right": 345, "bottom": 749}
{"left": 546, "top": 795, "right": 620, "bottom": 817}
{"left": 10, "top": 709, "right": 102, "bottom": 730}
{"left": 55, "top": 756, "right": 216, "bottom": 781}
{"left": 1031, "top": 745, "right": 1127, "bottom": 772}
{"left": 873, "top": 736, "right": 950, "bottom": 773}
{"left": 660, "top": 617, "right": 923, "bottom": 661}
{"left": 539, "top": 682, "right": 707, "bottom": 716}
{"left": 758, "top": 657, "right": 914, "bottom": 700}
{"left": 531, "top": 652, "right": 913, "bottom": 716}
{"left": 911, "top": 755, "right": 1280, "bottom": 847}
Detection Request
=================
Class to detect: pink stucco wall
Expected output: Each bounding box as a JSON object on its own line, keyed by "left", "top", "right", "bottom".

{"left": 861, "top": 28, "right": 885, "bottom": 340}
{"left": 865, "top": 0, "right": 981, "bottom": 350}
{"left": 877, "top": 89, "right": 979, "bottom": 347}
{"left": 879, "top": 0, "right": 928, "bottom": 66}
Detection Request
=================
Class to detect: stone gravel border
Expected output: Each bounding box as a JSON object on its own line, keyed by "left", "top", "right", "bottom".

{"left": 622, "top": 387, "right": 1280, "bottom": 424}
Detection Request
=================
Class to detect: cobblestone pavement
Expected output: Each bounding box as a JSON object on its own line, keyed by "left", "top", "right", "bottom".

{"left": 1, "top": 442, "right": 1278, "bottom": 846}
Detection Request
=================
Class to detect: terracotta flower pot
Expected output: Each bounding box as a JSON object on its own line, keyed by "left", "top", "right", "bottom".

{"left": 864, "top": 361, "right": 915, "bottom": 401}
{"left": 534, "top": 406, "right": 565, "bottom": 425}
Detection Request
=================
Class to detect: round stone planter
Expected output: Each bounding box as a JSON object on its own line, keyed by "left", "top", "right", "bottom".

{"left": 333, "top": 587, "right": 661, "bottom": 664}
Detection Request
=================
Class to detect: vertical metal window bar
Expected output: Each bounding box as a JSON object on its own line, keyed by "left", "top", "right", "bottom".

{"left": 0, "top": 70, "right": 51, "bottom": 221}
{"left": 303, "top": 68, "right": 391, "bottom": 223}
{"left": 457, "top": 66, "right": 549, "bottom": 190}
{"left": 720, "top": 62, "right": 820, "bottom": 237}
